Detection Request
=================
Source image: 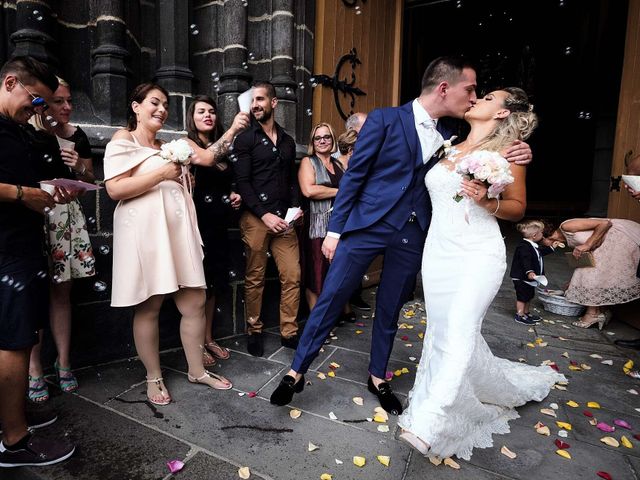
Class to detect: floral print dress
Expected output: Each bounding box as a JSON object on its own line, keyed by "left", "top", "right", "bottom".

{"left": 47, "top": 199, "right": 95, "bottom": 281}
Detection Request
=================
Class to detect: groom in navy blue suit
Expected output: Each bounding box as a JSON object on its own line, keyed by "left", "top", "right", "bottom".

{"left": 270, "top": 57, "right": 531, "bottom": 414}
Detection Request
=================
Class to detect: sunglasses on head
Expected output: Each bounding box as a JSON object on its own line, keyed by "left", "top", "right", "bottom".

{"left": 16, "top": 79, "right": 48, "bottom": 111}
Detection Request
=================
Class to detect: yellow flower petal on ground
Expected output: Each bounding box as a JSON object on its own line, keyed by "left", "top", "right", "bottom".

{"left": 418, "top": 332, "right": 424, "bottom": 339}
{"left": 600, "top": 437, "right": 619, "bottom": 447}
{"left": 566, "top": 400, "right": 579, "bottom": 408}
{"left": 556, "top": 421, "right": 572, "bottom": 430}
{"left": 352, "top": 396, "right": 364, "bottom": 406}
{"left": 373, "top": 407, "right": 389, "bottom": 421}
{"left": 308, "top": 442, "right": 320, "bottom": 452}
{"left": 238, "top": 466, "right": 251, "bottom": 479}
{"left": 355, "top": 330, "right": 363, "bottom": 334}
{"left": 376, "top": 455, "right": 390, "bottom": 467}
{"left": 398, "top": 323, "right": 409, "bottom": 329}
{"left": 394, "top": 370, "right": 402, "bottom": 377}
{"left": 420, "top": 319, "right": 427, "bottom": 325}
{"left": 556, "top": 449, "right": 571, "bottom": 459}
{"left": 317, "top": 372, "right": 326, "bottom": 380}
{"left": 327, "top": 371, "right": 335, "bottom": 378}
{"left": 329, "top": 362, "right": 340, "bottom": 368}
{"left": 526, "top": 343, "right": 536, "bottom": 348}
{"left": 353, "top": 456, "right": 366, "bottom": 467}
{"left": 535, "top": 337, "right": 544, "bottom": 344}
{"left": 587, "top": 402, "right": 601, "bottom": 409}
{"left": 443, "top": 458, "right": 460, "bottom": 469}
{"left": 401, "top": 367, "right": 410, "bottom": 374}
{"left": 540, "top": 408, "right": 557, "bottom": 417}
{"left": 568, "top": 365, "right": 582, "bottom": 371}
{"left": 621, "top": 436, "right": 633, "bottom": 448}
{"left": 624, "top": 360, "right": 634, "bottom": 374}
{"left": 373, "top": 414, "right": 387, "bottom": 423}
{"left": 320, "top": 474, "right": 332, "bottom": 480}
{"left": 289, "top": 409, "right": 302, "bottom": 419}
{"left": 429, "top": 456, "right": 442, "bottom": 466}
{"left": 501, "top": 446, "right": 517, "bottom": 459}
{"left": 377, "top": 425, "right": 390, "bottom": 433}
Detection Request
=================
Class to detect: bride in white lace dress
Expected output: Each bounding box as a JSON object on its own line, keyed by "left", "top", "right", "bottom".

{"left": 398, "top": 87, "right": 566, "bottom": 461}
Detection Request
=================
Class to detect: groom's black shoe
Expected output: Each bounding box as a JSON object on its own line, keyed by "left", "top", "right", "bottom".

{"left": 367, "top": 377, "right": 403, "bottom": 415}
{"left": 615, "top": 338, "right": 640, "bottom": 350}
{"left": 270, "top": 374, "right": 305, "bottom": 406}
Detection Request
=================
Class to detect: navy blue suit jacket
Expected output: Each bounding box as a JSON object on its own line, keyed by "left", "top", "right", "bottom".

{"left": 327, "top": 101, "right": 456, "bottom": 235}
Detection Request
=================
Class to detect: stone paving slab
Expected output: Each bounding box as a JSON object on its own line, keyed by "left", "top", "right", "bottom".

{"left": 105, "top": 368, "right": 411, "bottom": 480}
{"left": 19, "top": 394, "right": 191, "bottom": 480}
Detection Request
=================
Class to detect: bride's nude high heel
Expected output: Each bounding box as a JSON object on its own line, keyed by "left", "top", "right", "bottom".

{"left": 572, "top": 312, "right": 608, "bottom": 330}
{"left": 398, "top": 429, "right": 431, "bottom": 456}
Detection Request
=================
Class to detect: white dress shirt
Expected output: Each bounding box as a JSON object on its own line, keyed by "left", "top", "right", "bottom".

{"left": 412, "top": 99, "right": 444, "bottom": 163}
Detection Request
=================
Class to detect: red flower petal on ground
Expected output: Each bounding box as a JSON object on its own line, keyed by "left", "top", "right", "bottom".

{"left": 247, "top": 391, "right": 257, "bottom": 398}
{"left": 583, "top": 410, "right": 593, "bottom": 417}
{"left": 569, "top": 360, "right": 578, "bottom": 366}
{"left": 596, "top": 472, "right": 612, "bottom": 480}
{"left": 634, "top": 434, "right": 640, "bottom": 441}
{"left": 549, "top": 363, "right": 559, "bottom": 372}
{"left": 401, "top": 335, "right": 409, "bottom": 341}
{"left": 555, "top": 439, "right": 570, "bottom": 449}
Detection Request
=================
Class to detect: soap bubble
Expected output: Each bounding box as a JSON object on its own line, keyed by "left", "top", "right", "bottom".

{"left": 258, "top": 193, "right": 268, "bottom": 202}
{"left": 176, "top": 210, "right": 184, "bottom": 218}
{"left": 93, "top": 280, "right": 107, "bottom": 292}
{"left": 363, "top": 274, "right": 370, "bottom": 282}
{"left": 14, "top": 282, "right": 25, "bottom": 292}
{"left": 36, "top": 270, "right": 48, "bottom": 279}
{"left": 99, "top": 245, "right": 110, "bottom": 255}
{"left": 45, "top": 115, "right": 58, "bottom": 126}
{"left": 52, "top": 274, "right": 62, "bottom": 284}
{"left": 43, "top": 154, "right": 52, "bottom": 163}
{"left": 221, "top": 195, "right": 231, "bottom": 204}
{"left": 128, "top": 208, "right": 137, "bottom": 217}
{"left": 402, "top": 238, "right": 408, "bottom": 244}
{"left": 204, "top": 195, "right": 213, "bottom": 203}
{"left": 306, "top": 109, "right": 313, "bottom": 116}
{"left": 228, "top": 270, "right": 237, "bottom": 279}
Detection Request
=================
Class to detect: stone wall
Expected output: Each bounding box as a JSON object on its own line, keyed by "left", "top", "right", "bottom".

{"left": 0, "top": 0, "right": 316, "bottom": 366}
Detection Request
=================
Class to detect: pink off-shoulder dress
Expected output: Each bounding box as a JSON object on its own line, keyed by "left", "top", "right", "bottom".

{"left": 103, "top": 135, "right": 205, "bottom": 307}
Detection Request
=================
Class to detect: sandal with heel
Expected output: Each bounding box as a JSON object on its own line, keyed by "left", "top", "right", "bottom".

{"left": 54, "top": 361, "right": 78, "bottom": 393}
{"left": 28, "top": 376, "right": 49, "bottom": 403}
{"left": 188, "top": 370, "right": 232, "bottom": 390}
{"left": 204, "top": 341, "right": 230, "bottom": 360}
{"left": 572, "top": 312, "right": 608, "bottom": 330}
{"left": 398, "top": 429, "right": 431, "bottom": 456}
{"left": 146, "top": 376, "right": 171, "bottom": 406}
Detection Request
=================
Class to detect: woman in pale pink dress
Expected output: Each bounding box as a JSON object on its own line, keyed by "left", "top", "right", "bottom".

{"left": 546, "top": 218, "right": 640, "bottom": 328}
{"left": 104, "top": 83, "right": 231, "bottom": 406}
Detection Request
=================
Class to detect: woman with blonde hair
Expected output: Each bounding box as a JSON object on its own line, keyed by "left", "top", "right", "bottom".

{"left": 298, "top": 123, "right": 345, "bottom": 310}
{"left": 27, "top": 76, "right": 95, "bottom": 402}
{"left": 398, "top": 87, "right": 565, "bottom": 460}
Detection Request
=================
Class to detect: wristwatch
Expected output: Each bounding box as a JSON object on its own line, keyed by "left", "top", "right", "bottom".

{"left": 16, "top": 184, "right": 23, "bottom": 202}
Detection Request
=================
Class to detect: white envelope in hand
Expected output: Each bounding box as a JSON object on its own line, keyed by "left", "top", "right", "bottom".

{"left": 525, "top": 275, "right": 548, "bottom": 287}
{"left": 237, "top": 88, "right": 254, "bottom": 113}
{"left": 284, "top": 207, "right": 302, "bottom": 224}
{"left": 56, "top": 136, "right": 75, "bottom": 151}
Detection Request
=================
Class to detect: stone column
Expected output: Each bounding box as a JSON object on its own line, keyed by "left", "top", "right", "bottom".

{"left": 90, "top": 0, "right": 129, "bottom": 126}
{"left": 154, "top": 0, "right": 194, "bottom": 129}
{"left": 10, "top": 1, "right": 58, "bottom": 66}
{"left": 218, "top": 0, "right": 251, "bottom": 121}
{"left": 271, "top": 0, "right": 297, "bottom": 134}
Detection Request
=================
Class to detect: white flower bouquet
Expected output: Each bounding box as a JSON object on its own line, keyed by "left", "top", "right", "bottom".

{"left": 160, "top": 139, "right": 193, "bottom": 165}
{"left": 453, "top": 150, "right": 514, "bottom": 202}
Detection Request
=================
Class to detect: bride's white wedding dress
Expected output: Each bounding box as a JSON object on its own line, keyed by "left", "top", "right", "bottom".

{"left": 398, "top": 152, "right": 566, "bottom": 461}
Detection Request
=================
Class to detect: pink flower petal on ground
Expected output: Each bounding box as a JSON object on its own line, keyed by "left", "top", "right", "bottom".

{"left": 355, "top": 322, "right": 365, "bottom": 327}
{"left": 596, "top": 422, "right": 615, "bottom": 433}
{"left": 385, "top": 371, "right": 394, "bottom": 381}
{"left": 614, "top": 419, "right": 632, "bottom": 430}
{"left": 167, "top": 460, "right": 185, "bottom": 473}
{"left": 248, "top": 391, "right": 257, "bottom": 398}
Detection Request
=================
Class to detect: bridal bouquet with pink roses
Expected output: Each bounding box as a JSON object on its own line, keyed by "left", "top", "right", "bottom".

{"left": 453, "top": 150, "right": 514, "bottom": 202}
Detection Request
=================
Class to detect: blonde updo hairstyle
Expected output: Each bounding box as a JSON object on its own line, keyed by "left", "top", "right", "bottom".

{"left": 29, "top": 76, "right": 70, "bottom": 131}
{"left": 475, "top": 87, "right": 538, "bottom": 153}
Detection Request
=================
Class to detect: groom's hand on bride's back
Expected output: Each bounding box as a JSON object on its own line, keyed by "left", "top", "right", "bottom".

{"left": 501, "top": 140, "right": 532, "bottom": 165}
{"left": 322, "top": 236, "right": 339, "bottom": 262}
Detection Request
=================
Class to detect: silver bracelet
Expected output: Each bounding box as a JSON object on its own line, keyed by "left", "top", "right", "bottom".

{"left": 490, "top": 198, "right": 500, "bottom": 215}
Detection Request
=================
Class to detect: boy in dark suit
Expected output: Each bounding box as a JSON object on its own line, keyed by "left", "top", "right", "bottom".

{"left": 510, "top": 220, "right": 557, "bottom": 325}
